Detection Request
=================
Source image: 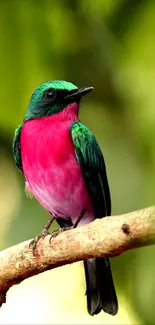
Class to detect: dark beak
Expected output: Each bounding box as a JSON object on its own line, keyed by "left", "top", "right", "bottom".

{"left": 65, "top": 87, "right": 94, "bottom": 100}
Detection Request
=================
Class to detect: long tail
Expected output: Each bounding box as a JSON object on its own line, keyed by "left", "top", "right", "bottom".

{"left": 84, "top": 257, "right": 118, "bottom": 316}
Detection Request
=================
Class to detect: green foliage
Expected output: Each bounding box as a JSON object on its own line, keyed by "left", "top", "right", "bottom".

{"left": 0, "top": 0, "right": 155, "bottom": 323}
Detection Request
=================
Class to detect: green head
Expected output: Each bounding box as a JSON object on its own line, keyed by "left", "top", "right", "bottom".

{"left": 24, "top": 80, "right": 93, "bottom": 121}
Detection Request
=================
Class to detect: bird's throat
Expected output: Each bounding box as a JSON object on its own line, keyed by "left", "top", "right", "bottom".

{"left": 56, "top": 102, "right": 79, "bottom": 121}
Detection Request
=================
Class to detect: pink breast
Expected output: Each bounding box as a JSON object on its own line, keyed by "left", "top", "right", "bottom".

{"left": 20, "top": 115, "right": 94, "bottom": 224}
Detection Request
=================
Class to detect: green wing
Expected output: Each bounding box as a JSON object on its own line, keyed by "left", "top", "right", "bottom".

{"left": 12, "top": 125, "right": 23, "bottom": 173}
{"left": 70, "top": 122, "right": 111, "bottom": 218}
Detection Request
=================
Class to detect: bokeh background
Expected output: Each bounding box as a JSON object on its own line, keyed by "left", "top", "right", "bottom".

{"left": 0, "top": 0, "right": 155, "bottom": 324}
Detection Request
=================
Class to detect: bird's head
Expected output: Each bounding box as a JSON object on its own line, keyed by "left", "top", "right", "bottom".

{"left": 24, "top": 80, "right": 93, "bottom": 121}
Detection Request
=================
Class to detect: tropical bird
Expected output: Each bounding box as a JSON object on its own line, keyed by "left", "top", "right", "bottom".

{"left": 12, "top": 80, "right": 118, "bottom": 316}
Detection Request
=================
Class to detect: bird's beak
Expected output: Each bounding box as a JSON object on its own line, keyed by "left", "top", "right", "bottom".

{"left": 65, "top": 87, "right": 94, "bottom": 100}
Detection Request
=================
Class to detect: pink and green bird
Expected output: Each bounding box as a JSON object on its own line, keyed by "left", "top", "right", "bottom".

{"left": 12, "top": 80, "right": 118, "bottom": 316}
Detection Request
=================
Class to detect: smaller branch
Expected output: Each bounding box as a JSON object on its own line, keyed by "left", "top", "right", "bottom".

{"left": 0, "top": 206, "right": 155, "bottom": 307}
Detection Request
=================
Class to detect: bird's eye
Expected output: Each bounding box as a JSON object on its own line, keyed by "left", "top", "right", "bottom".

{"left": 44, "top": 89, "right": 56, "bottom": 100}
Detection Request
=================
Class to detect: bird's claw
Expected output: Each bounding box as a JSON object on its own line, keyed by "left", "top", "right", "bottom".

{"left": 29, "top": 211, "right": 85, "bottom": 254}
{"left": 29, "top": 226, "right": 73, "bottom": 255}
{"left": 29, "top": 229, "right": 50, "bottom": 255}
{"left": 49, "top": 226, "right": 74, "bottom": 243}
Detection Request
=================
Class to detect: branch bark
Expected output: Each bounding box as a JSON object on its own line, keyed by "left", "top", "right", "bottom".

{"left": 0, "top": 206, "right": 155, "bottom": 307}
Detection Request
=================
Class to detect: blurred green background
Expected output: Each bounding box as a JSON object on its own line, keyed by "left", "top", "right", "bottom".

{"left": 0, "top": 0, "right": 155, "bottom": 324}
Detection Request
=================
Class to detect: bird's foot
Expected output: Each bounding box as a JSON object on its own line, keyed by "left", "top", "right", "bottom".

{"left": 29, "top": 228, "right": 50, "bottom": 255}
{"left": 29, "top": 215, "right": 55, "bottom": 255}
{"left": 49, "top": 226, "right": 74, "bottom": 243}
{"left": 29, "top": 210, "right": 85, "bottom": 255}
{"left": 49, "top": 209, "right": 86, "bottom": 243}
{"left": 49, "top": 209, "right": 86, "bottom": 242}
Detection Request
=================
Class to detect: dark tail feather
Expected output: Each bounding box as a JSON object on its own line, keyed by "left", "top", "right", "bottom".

{"left": 84, "top": 257, "right": 118, "bottom": 316}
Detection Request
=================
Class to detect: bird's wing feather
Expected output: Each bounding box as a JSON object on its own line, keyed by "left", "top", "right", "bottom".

{"left": 70, "top": 122, "right": 111, "bottom": 218}
{"left": 71, "top": 122, "right": 118, "bottom": 316}
{"left": 12, "top": 125, "right": 23, "bottom": 173}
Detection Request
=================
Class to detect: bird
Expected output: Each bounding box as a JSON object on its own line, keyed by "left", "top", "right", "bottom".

{"left": 12, "top": 80, "right": 118, "bottom": 316}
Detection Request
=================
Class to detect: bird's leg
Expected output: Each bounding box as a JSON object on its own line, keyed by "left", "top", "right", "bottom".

{"left": 49, "top": 209, "right": 85, "bottom": 243}
{"left": 30, "top": 215, "right": 55, "bottom": 254}
{"left": 73, "top": 208, "right": 85, "bottom": 228}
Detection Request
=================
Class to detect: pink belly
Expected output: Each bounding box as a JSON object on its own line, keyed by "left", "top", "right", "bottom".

{"left": 21, "top": 117, "right": 95, "bottom": 225}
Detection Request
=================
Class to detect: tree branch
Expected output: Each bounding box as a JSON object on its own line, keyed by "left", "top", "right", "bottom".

{"left": 0, "top": 206, "right": 155, "bottom": 307}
